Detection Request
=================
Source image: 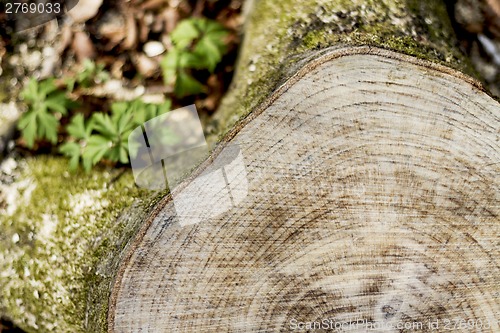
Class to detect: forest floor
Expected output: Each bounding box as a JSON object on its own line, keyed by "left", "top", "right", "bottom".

{"left": 452, "top": 0, "right": 500, "bottom": 97}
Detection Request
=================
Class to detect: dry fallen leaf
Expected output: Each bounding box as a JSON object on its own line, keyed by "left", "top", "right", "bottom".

{"left": 138, "top": 12, "right": 152, "bottom": 42}
{"left": 98, "top": 11, "right": 127, "bottom": 50}
{"left": 162, "top": 7, "right": 180, "bottom": 33}
{"left": 111, "top": 56, "right": 127, "bottom": 79}
{"left": 142, "top": 93, "right": 167, "bottom": 103}
{"left": 122, "top": 13, "right": 138, "bottom": 50}
{"left": 82, "top": 79, "right": 145, "bottom": 100}
{"left": 140, "top": 0, "right": 165, "bottom": 11}
{"left": 68, "top": 0, "right": 103, "bottom": 23}
{"left": 487, "top": 0, "right": 500, "bottom": 17}
{"left": 201, "top": 74, "right": 223, "bottom": 112}
{"left": 134, "top": 53, "right": 159, "bottom": 77}
{"left": 485, "top": 0, "right": 500, "bottom": 38}
{"left": 72, "top": 31, "right": 96, "bottom": 61}
{"left": 56, "top": 25, "right": 73, "bottom": 55}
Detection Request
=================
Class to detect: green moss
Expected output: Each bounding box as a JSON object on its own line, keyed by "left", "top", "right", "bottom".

{"left": 211, "top": 0, "right": 476, "bottom": 146}
{"left": 0, "top": 156, "right": 153, "bottom": 332}
{"left": 290, "top": 1, "right": 473, "bottom": 74}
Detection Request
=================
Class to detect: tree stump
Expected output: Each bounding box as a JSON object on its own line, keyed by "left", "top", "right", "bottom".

{"left": 110, "top": 46, "right": 499, "bottom": 332}
{"left": 110, "top": 0, "right": 500, "bottom": 331}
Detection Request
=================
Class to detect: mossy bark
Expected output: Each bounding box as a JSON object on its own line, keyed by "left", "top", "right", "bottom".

{"left": 0, "top": 156, "right": 163, "bottom": 332}
{"left": 0, "top": 0, "right": 488, "bottom": 332}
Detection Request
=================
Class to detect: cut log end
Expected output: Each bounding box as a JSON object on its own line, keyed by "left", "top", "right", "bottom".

{"left": 109, "top": 48, "right": 500, "bottom": 332}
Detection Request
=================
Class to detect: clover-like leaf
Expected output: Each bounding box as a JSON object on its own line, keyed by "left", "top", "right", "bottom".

{"left": 92, "top": 113, "right": 117, "bottom": 138}
{"left": 36, "top": 111, "right": 59, "bottom": 144}
{"left": 161, "top": 18, "right": 229, "bottom": 97}
{"left": 60, "top": 114, "right": 94, "bottom": 172}
{"left": 84, "top": 135, "right": 112, "bottom": 166}
{"left": 59, "top": 142, "right": 81, "bottom": 171}
{"left": 170, "top": 19, "right": 200, "bottom": 49}
{"left": 160, "top": 49, "right": 180, "bottom": 86}
{"left": 18, "top": 78, "right": 78, "bottom": 148}
{"left": 66, "top": 113, "right": 93, "bottom": 140}
{"left": 17, "top": 111, "right": 37, "bottom": 148}
{"left": 60, "top": 99, "right": 173, "bottom": 171}
{"left": 193, "top": 20, "right": 228, "bottom": 72}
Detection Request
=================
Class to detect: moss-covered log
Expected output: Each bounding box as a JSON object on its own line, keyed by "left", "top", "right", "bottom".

{"left": 1, "top": 0, "right": 499, "bottom": 332}
{"left": 208, "top": 0, "right": 480, "bottom": 145}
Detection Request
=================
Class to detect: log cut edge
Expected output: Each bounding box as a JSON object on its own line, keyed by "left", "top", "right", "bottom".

{"left": 108, "top": 46, "right": 495, "bottom": 332}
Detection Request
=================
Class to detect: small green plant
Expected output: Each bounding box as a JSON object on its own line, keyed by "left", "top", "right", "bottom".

{"left": 60, "top": 99, "right": 173, "bottom": 171}
{"left": 161, "top": 18, "right": 229, "bottom": 97}
{"left": 59, "top": 113, "right": 94, "bottom": 171}
{"left": 17, "top": 78, "right": 77, "bottom": 148}
{"left": 66, "top": 59, "right": 109, "bottom": 91}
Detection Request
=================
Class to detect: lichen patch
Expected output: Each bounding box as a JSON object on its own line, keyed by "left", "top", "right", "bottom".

{"left": 68, "top": 189, "right": 109, "bottom": 220}
{"left": 0, "top": 161, "right": 36, "bottom": 217}
{"left": 0, "top": 156, "right": 148, "bottom": 332}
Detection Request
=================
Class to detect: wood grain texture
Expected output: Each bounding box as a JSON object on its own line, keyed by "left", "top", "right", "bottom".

{"left": 110, "top": 49, "right": 499, "bottom": 332}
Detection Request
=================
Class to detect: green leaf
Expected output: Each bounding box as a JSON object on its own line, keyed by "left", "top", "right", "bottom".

{"left": 84, "top": 135, "right": 111, "bottom": 166}
{"left": 38, "top": 78, "right": 58, "bottom": 96}
{"left": 82, "top": 155, "right": 93, "bottom": 172}
{"left": 107, "top": 145, "right": 120, "bottom": 162}
{"left": 130, "top": 104, "right": 150, "bottom": 126}
{"left": 160, "top": 18, "right": 229, "bottom": 98}
{"left": 18, "top": 107, "right": 59, "bottom": 147}
{"left": 178, "top": 51, "right": 203, "bottom": 69}
{"left": 116, "top": 109, "right": 133, "bottom": 134}
{"left": 92, "top": 113, "right": 116, "bottom": 138}
{"left": 59, "top": 142, "right": 81, "bottom": 171}
{"left": 71, "top": 60, "right": 109, "bottom": 88}
{"left": 45, "top": 92, "right": 70, "bottom": 115}
{"left": 20, "top": 78, "right": 38, "bottom": 102}
{"left": 66, "top": 113, "right": 92, "bottom": 140}
{"left": 106, "top": 143, "right": 129, "bottom": 164}
{"left": 128, "top": 99, "right": 172, "bottom": 129}
{"left": 175, "top": 71, "right": 205, "bottom": 97}
{"left": 36, "top": 111, "right": 59, "bottom": 144}
{"left": 160, "top": 50, "right": 180, "bottom": 86}
{"left": 65, "top": 78, "right": 76, "bottom": 92}
{"left": 109, "top": 101, "right": 136, "bottom": 135}
{"left": 160, "top": 49, "right": 180, "bottom": 70}
{"left": 170, "top": 19, "right": 200, "bottom": 49}
{"left": 194, "top": 37, "right": 223, "bottom": 72}
{"left": 119, "top": 145, "right": 129, "bottom": 164}
{"left": 110, "top": 102, "right": 129, "bottom": 117}
{"left": 157, "top": 100, "right": 172, "bottom": 115}
{"left": 18, "top": 78, "right": 78, "bottom": 148}
{"left": 95, "top": 67, "right": 110, "bottom": 83}
{"left": 60, "top": 114, "right": 95, "bottom": 171}
{"left": 194, "top": 19, "right": 228, "bottom": 72}
{"left": 205, "top": 20, "right": 227, "bottom": 35}
{"left": 17, "top": 112, "right": 37, "bottom": 148}
{"left": 59, "top": 99, "right": 174, "bottom": 171}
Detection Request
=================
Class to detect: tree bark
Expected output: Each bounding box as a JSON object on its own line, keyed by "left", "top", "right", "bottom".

{"left": 1, "top": 0, "right": 499, "bottom": 332}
